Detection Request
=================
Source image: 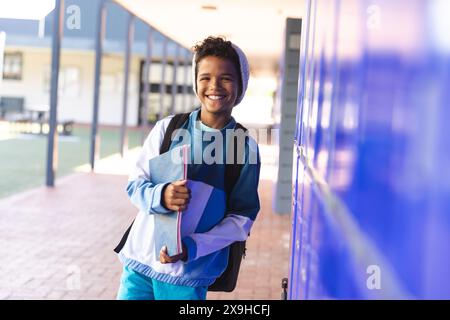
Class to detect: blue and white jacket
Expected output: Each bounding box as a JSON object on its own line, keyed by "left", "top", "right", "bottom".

{"left": 119, "top": 109, "right": 261, "bottom": 287}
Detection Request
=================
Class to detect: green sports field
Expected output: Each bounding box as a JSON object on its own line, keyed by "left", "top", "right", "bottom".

{"left": 0, "top": 124, "right": 145, "bottom": 199}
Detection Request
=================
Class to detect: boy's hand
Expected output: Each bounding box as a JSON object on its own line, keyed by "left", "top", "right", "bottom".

{"left": 159, "top": 243, "right": 188, "bottom": 264}
{"left": 162, "top": 180, "right": 191, "bottom": 212}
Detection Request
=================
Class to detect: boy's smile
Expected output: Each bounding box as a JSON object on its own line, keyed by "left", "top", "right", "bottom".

{"left": 196, "top": 56, "right": 239, "bottom": 126}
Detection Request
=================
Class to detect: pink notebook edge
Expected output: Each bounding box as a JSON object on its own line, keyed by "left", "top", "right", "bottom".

{"left": 176, "top": 144, "right": 189, "bottom": 255}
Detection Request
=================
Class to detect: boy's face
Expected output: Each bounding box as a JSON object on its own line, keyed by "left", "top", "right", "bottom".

{"left": 196, "top": 56, "right": 239, "bottom": 118}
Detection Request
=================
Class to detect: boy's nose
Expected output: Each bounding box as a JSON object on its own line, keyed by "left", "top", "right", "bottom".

{"left": 209, "top": 78, "right": 220, "bottom": 89}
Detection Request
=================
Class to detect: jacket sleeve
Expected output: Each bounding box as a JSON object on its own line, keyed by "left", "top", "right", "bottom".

{"left": 126, "top": 117, "right": 173, "bottom": 215}
{"left": 182, "top": 138, "right": 261, "bottom": 262}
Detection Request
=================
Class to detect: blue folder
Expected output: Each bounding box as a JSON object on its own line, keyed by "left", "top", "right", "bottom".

{"left": 149, "top": 144, "right": 189, "bottom": 257}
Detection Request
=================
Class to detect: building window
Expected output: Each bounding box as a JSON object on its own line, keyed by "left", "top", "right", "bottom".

{"left": 61, "top": 67, "right": 81, "bottom": 98}
{"left": 43, "top": 66, "right": 81, "bottom": 98}
{"left": 2, "top": 52, "right": 23, "bottom": 80}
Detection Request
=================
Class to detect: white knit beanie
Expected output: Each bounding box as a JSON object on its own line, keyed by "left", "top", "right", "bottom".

{"left": 192, "top": 42, "right": 249, "bottom": 106}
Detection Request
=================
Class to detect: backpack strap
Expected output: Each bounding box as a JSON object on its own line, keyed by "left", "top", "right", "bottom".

{"left": 224, "top": 122, "right": 247, "bottom": 204}
{"left": 209, "top": 122, "right": 249, "bottom": 292}
{"left": 159, "top": 112, "right": 191, "bottom": 154}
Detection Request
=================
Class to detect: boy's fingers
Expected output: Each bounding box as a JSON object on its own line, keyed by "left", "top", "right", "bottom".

{"left": 172, "top": 180, "right": 187, "bottom": 187}
{"left": 160, "top": 247, "right": 181, "bottom": 263}
{"left": 167, "top": 190, "right": 190, "bottom": 201}
{"left": 160, "top": 246, "right": 170, "bottom": 263}
{"left": 172, "top": 204, "right": 187, "bottom": 212}
{"left": 173, "top": 192, "right": 190, "bottom": 200}
{"left": 165, "top": 203, "right": 187, "bottom": 212}
{"left": 170, "top": 198, "right": 188, "bottom": 206}
{"left": 173, "top": 185, "right": 190, "bottom": 194}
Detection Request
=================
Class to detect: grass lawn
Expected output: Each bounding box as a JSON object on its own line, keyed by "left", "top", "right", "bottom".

{"left": 0, "top": 124, "right": 146, "bottom": 199}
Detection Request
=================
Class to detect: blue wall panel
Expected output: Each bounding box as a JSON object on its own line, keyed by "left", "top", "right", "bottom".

{"left": 290, "top": 0, "right": 450, "bottom": 299}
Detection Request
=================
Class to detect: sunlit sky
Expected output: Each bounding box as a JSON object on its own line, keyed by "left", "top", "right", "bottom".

{"left": 0, "top": 0, "right": 55, "bottom": 20}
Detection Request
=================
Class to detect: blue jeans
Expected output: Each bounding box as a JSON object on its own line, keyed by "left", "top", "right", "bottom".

{"left": 117, "top": 265, "right": 208, "bottom": 300}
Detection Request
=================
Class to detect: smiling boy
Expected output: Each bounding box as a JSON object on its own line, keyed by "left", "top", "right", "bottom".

{"left": 195, "top": 55, "right": 239, "bottom": 128}
{"left": 116, "top": 36, "right": 261, "bottom": 300}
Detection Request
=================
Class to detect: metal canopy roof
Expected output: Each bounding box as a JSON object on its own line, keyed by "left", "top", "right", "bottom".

{"left": 113, "top": 0, "right": 304, "bottom": 76}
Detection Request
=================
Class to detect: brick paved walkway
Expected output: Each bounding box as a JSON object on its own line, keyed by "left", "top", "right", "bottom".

{"left": 0, "top": 145, "right": 291, "bottom": 300}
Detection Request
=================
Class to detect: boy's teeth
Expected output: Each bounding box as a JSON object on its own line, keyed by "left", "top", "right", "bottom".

{"left": 208, "top": 95, "right": 224, "bottom": 100}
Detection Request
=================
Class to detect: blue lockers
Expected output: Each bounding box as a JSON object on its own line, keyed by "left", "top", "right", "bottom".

{"left": 290, "top": 0, "right": 450, "bottom": 299}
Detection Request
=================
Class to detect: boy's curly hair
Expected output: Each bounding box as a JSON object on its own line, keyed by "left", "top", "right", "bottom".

{"left": 192, "top": 36, "right": 242, "bottom": 97}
